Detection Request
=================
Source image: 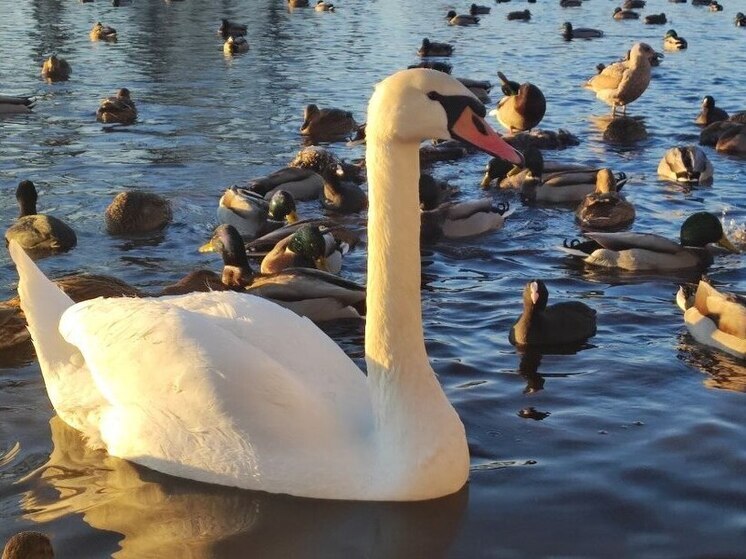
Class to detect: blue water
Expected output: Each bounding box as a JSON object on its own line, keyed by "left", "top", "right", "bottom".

{"left": 0, "top": 0, "right": 744, "bottom": 557}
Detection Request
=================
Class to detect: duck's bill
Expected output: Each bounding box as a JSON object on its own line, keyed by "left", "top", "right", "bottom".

{"left": 718, "top": 233, "right": 739, "bottom": 253}
{"left": 198, "top": 239, "right": 216, "bottom": 253}
{"left": 450, "top": 106, "right": 524, "bottom": 166}
{"left": 286, "top": 211, "right": 299, "bottom": 224}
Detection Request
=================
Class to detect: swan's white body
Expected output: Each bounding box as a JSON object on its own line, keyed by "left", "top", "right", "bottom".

{"left": 11, "top": 69, "right": 521, "bottom": 501}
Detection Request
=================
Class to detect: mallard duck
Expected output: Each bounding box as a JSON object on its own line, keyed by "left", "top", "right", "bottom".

{"left": 96, "top": 88, "right": 137, "bottom": 124}
{"left": 470, "top": 3, "right": 491, "bottom": 15}
{"left": 695, "top": 96, "right": 728, "bottom": 126}
{"left": 248, "top": 167, "right": 324, "bottom": 200}
{"left": 715, "top": 125, "right": 746, "bottom": 155}
{"left": 657, "top": 146, "right": 713, "bottom": 185}
{"left": 575, "top": 169, "right": 635, "bottom": 231}
{"left": 509, "top": 280, "right": 597, "bottom": 347}
{"left": 223, "top": 35, "right": 249, "bottom": 54}
{"left": 613, "top": 7, "right": 639, "bottom": 19}
{"left": 419, "top": 173, "right": 457, "bottom": 208}
{"left": 560, "top": 0, "right": 582, "bottom": 7}
{"left": 0, "top": 95, "right": 34, "bottom": 114}
{"left": 2, "top": 532, "right": 54, "bottom": 559}
{"left": 495, "top": 71, "right": 546, "bottom": 133}
{"left": 420, "top": 198, "right": 512, "bottom": 242}
{"left": 663, "top": 29, "right": 687, "bottom": 51}
{"left": 602, "top": 115, "right": 648, "bottom": 143}
{"left": 699, "top": 120, "right": 742, "bottom": 146}
{"left": 5, "top": 180, "right": 76, "bottom": 255}
{"left": 644, "top": 13, "right": 667, "bottom": 24}
{"left": 217, "top": 187, "right": 298, "bottom": 239}
{"left": 584, "top": 42, "right": 657, "bottom": 116}
{"left": 736, "top": 12, "right": 746, "bottom": 26}
{"left": 507, "top": 10, "right": 531, "bottom": 21}
{"left": 41, "top": 54, "right": 71, "bottom": 82}
{"left": 200, "top": 224, "right": 365, "bottom": 321}
{"left": 105, "top": 191, "right": 172, "bottom": 235}
{"left": 300, "top": 104, "right": 358, "bottom": 141}
{"left": 676, "top": 280, "right": 745, "bottom": 360}
{"left": 624, "top": 0, "right": 645, "bottom": 8}
{"left": 446, "top": 10, "right": 479, "bottom": 25}
{"left": 315, "top": 1, "right": 335, "bottom": 11}
{"left": 89, "top": 22, "right": 117, "bottom": 41}
{"left": 560, "top": 212, "right": 738, "bottom": 271}
{"left": 417, "top": 38, "right": 454, "bottom": 57}
{"left": 8, "top": 68, "right": 523, "bottom": 501}
{"left": 562, "top": 22, "right": 604, "bottom": 40}
{"left": 258, "top": 224, "right": 334, "bottom": 274}
{"left": 321, "top": 163, "right": 368, "bottom": 214}
{"left": 289, "top": 145, "right": 365, "bottom": 184}
{"left": 708, "top": 1, "right": 723, "bottom": 11}
{"left": 218, "top": 18, "right": 247, "bottom": 38}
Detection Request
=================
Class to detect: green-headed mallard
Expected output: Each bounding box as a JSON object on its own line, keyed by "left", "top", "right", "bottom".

{"left": 96, "top": 88, "right": 136, "bottom": 124}
{"left": 563, "top": 22, "right": 604, "bottom": 40}
{"left": 584, "top": 43, "right": 658, "bottom": 116}
{"left": 695, "top": 96, "right": 728, "bottom": 126}
{"left": 446, "top": 10, "right": 479, "bottom": 25}
{"left": 663, "top": 29, "right": 687, "bottom": 51}
{"left": 657, "top": 146, "right": 713, "bottom": 185}
{"left": 495, "top": 71, "right": 546, "bottom": 133}
{"left": 300, "top": 104, "right": 358, "bottom": 141}
{"left": 736, "top": 12, "right": 746, "bottom": 26}
{"left": 248, "top": 167, "right": 324, "bottom": 201}
{"left": 417, "top": 38, "right": 454, "bottom": 57}
{"left": 223, "top": 35, "right": 249, "bottom": 54}
{"left": 218, "top": 19, "right": 247, "bottom": 39}
{"left": 5, "top": 180, "right": 77, "bottom": 255}
{"left": 105, "top": 191, "right": 172, "bottom": 235}
{"left": 677, "top": 280, "right": 745, "bottom": 360}
{"left": 509, "top": 280, "right": 597, "bottom": 347}
{"left": 217, "top": 187, "right": 298, "bottom": 239}
{"left": 259, "top": 224, "right": 332, "bottom": 274}
{"left": 561, "top": 212, "right": 738, "bottom": 271}
{"left": 1, "top": 532, "right": 54, "bottom": 559}
{"left": 41, "top": 55, "right": 71, "bottom": 82}
{"left": 321, "top": 163, "right": 368, "bottom": 214}
{"left": 575, "top": 169, "right": 635, "bottom": 231}
{"left": 0, "top": 95, "right": 35, "bottom": 114}
{"left": 89, "top": 22, "right": 117, "bottom": 41}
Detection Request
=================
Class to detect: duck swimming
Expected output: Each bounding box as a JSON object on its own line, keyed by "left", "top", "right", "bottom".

{"left": 657, "top": 146, "right": 713, "bottom": 185}
{"left": 300, "top": 104, "right": 359, "bottom": 141}
{"left": 644, "top": 13, "right": 667, "bottom": 24}
{"left": 321, "top": 163, "right": 368, "bottom": 214}
{"left": 561, "top": 212, "right": 738, "bottom": 271}
{"left": 0, "top": 95, "right": 34, "bottom": 114}
{"left": 575, "top": 169, "right": 635, "bottom": 231}
{"left": 96, "top": 88, "right": 137, "bottom": 124}
{"left": 446, "top": 10, "right": 479, "bottom": 25}
{"left": 105, "top": 191, "right": 172, "bottom": 235}
{"left": 695, "top": 96, "right": 728, "bottom": 126}
{"left": 417, "top": 38, "right": 454, "bottom": 57}
{"left": 663, "top": 29, "right": 687, "bottom": 51}
{"left": 258, "top": 224, "right": 333, "bottom": 274}
{"left": 507, "top": 10, "right": 531, "bottom": 21}
{"left": 562, "top": 22, "right": 604, "bottom": 40}
{"left": 9, "top": 68, "right": 523, "bottom": 501}
{"left": 218, "top": 18, "right": 247, "bottom": 38}
{"left": 715, "top": 125, "right": 746, "bottom": 155}
{"left": 612, "top": 7, "right": 639, "bottom": 20}
{"left": 41, "top": 54, "right": 71, "bottom": 82}
{"left": 248, "top": 167, "right": 324, "bottom": 201}
{"left": 217, "top": 187, "right": 298, "bottom": 239}
{"left": 495, "top": 71, "right": 546, "bottom": 133}
{"left": 224, "top": 35, "right": 249, "bottom": 54}
{"left": 89, "top": 22, "right": 117, "bottom": 41}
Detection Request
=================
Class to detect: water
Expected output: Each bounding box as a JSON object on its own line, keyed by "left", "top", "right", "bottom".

{"left": 1, "top": 0, "right": 745, "bottom": 557}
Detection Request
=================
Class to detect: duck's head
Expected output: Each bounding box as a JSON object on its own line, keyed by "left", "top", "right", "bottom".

{"left": 267, "top": 190, "right": 298, "bottom": 223}
{"left": 288, "top": 225, "right": 328, "bottom": 270}
{"left": 524, "top": 280, "right": 549, "bottom": 311}
{"left": 199, "top": 224, "right": 253, "bottom": 287}
{"left": 701, "top": 95, "right": 715, "bottom": 109}
{"left": 680, "top": 212, "right": 738, "bottom": 252}
{"left": 614, "top": 7, "right": 622, "bottom": 14}
{"left": 15, "top": 180, "right": 38, "bottom": 217}
{"left": 665, "top": 29, "right": 679, "bottom": 39}
{"left": 301, "top": 104, "right": 320, "bottom": 127}
{"left": 418, "top": 174, "right": 441, "bottom": 210}
{"left": 117, "top": 88, "right": 131, "bottom": 100}
{"left": 446, "top": 10, "right": 457, "bottom": 19}
{"left": 2, "top": 531, "right": 54, "bottom": 559}
{"left": 562, "top": 22, "right": 573, "bottom": 33}
{"left": 421, "top": 38, "right": 431, "bottom": 48}
{"left": 368, "top": 69, "right": 523, "bottom": 165}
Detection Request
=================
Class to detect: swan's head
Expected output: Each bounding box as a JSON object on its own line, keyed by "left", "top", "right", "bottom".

{"left": 368, "top": 69, "right": 523, "bottom": 165}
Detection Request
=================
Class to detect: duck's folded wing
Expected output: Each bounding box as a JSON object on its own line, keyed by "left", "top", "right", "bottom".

{"left": 251, "top": 167, "right": 318, "bottom": 191}
{"left": 249, "top": 268, "right": 365, "bottom": 305}
{"left": 584, "top": 232, "right": 681, "bottom": 254}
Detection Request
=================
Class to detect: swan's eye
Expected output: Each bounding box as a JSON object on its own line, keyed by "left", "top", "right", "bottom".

{"left": 427, "top": 91, "right": 438, "bottom": 101}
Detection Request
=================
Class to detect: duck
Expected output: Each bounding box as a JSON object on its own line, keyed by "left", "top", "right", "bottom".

{"left": 457, "top": 78, "right": 492, "bottom": 103}
{"left": 623, "top": 0, "right": 645, "bottom": 7}
{"left": 315, "top": 1, "right": 335, "bottom": 11}
{"left": 737, "top": 12, "right": 746, "bottom": 26}
{"left": 218, "top": 18, "right": 247, "bottom": 38}
{"left": 1, "top": 532, "right": 54, "bottom": 559}
{"left": 223, "top": 35, "right": 249, "bottom": 54}
{"left": 495, "top": 71, "right": 546, "bottom": 133}
{"left": 321, "top": 163, "right": 368, "bottom": 214}
{"left": 417, "top": 38, "right": 454, "bottom": 57}
{"left": 699, "top": 120, "right": 742, "bottom": 146}
{"left": 584, "top": 42, "right": 657, "bottom": 116}
{"left": 602, "top": 115, "right": 648, "bottom": 143}
{"left": 105, "top": 191, "right": 172, "bottom": 235}
{"left": 691, "top": 0, "right": 710, "bottom": 5}
{"left": 562, "top": 22, "right": 604, "bottom": 40}
{"left": 248, "top": 166, "right": 324, "bottom": 201}
{"left": 5, "top": 180, "right": 77, "bottom": 255}
{"left": 575, "top": 169, "right": 635, "bottom": 231}
{"left": 509, "top": 280, "right": 597, "bottom": 348}
{"left": 644, "top": 13, "right": 667, "bottom": 24}
{"left": 89, "top": 22, "right": 117, "bottom": 41}
{"left": 41, "top": 54, "right": 71, "bottom": 82}
{"left": 729, "top": 111, "right": 746, "bottom": 124}
{"left": 507, "top": 9, "right": 531, "bottom": 21}
{"left": 0, "top": 95, "right": 35, "bottom": 114}
{"left": 657, "top": 146, "right": 713, "bottom": 185}
{"left": 217, "top": 187, "right": 298, "bottom": 239}
{"left": 676, "top": 280, "right": 745, "bottom": 360}
{"left": 287, "top": 0, "right": 310, "bottom": 6}
{"left": 200, "top": 224, "right": 365, "bottom": 321}
{"left": 708, "top": 1, "right": 723, "bottom": 11}
{"left": 446, "top": 10, "right": 479, "bottom": 25}
{"left": 470, "top": 4, "right": 491, "bottom": 15}
{"left": 613, "top": 7, "right": 639, "bottom": 19}
{"left": 300, "top": 104, "right": 358, "bottom": 141}
{"left": 504, "top": 128, "right": 580, "bottom": 151}
{"left": 96, "top": 88, "right": 137, "bottom": 124}
{"left": 409, "top": 61, "right": 453, "bottom": 74}
{"left": 420, "top": 198, "right": 512, "bottom": 242}
{"left": 8, "top": 68, "right": 524, "bottom": 501}
{"left": 560, "top": 0, "right": 582, "bottom": 7}
{"left": 715, "top": 125, "right": 746, "bottom": 155}
{"left": 560, "top": 212, "right": 738, "bottom": 271}
{"left": 419, "top": 173, "right": 457, "bottom": 209}
{"left": 289, "top": 145, "right": 365, "bottom": 184}
{"left": 257, "top": 224, "right": 336, "bottom": 274}
{"left": 695, "top": 96, "right": 728, "bottom": 126}
{"left": 663, "top": 29, "right": 687, "bottom": 51}
{"left": 521, "top": 167, "right": 627, "bottom": 204}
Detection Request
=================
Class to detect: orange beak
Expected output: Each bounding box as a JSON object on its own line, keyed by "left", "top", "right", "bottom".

{"left": 450, "top": 106, "right": 524, "bottom": 166}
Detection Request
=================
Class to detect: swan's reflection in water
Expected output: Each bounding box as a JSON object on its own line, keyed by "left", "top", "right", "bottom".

{"left": 20, "top": 418, "right": 467, "bottom": 558}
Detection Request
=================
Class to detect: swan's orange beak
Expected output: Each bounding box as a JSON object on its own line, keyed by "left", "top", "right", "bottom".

{"left": 450, "top": 106, "right": 524, "bottom": 166}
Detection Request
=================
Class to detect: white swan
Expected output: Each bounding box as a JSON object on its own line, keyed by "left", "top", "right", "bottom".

{"left": 10, "top": 69, "right": 523, "bottom": 501}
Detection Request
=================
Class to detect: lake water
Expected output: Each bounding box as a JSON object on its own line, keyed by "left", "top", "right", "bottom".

{"left": 0, "top": 0, "right": 744, "bottom": 557}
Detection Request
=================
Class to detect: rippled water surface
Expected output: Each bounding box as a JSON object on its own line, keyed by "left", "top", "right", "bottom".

{"left": 1, "top": 0, "right": 745, "bottom": 557}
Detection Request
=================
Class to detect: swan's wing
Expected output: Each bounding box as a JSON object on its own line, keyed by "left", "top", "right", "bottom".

{"left": 584, "top": 232, "right": 681, "bottom": 254}
{"left": 58, "top": 291, "right": 371, "bottom": 487}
